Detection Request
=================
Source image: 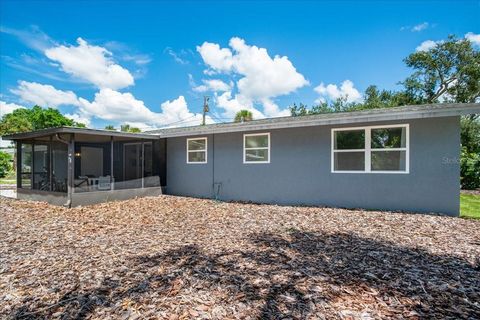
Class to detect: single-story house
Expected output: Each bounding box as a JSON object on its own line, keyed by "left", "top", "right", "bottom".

{"left": 3, "top": 103, "right": 479, "bottom": 216}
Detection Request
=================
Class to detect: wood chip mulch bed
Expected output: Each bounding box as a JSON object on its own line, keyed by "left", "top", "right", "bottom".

{"left": 1, "top": 195, "right": 479, "bottom": 319}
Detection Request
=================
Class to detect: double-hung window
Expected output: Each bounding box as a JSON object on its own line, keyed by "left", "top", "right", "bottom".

{"left": 244, "top": 133, "right": 270, "bottom": 164}
{"left": 187, "top": 137, "right": 207, "bottom": 164}
{"left": 332, "top": 124, "right": 409, "bottom": 173}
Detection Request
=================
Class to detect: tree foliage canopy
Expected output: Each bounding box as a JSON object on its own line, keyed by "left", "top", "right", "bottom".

{"left": 104, "top": 125, "right": 117, "bottom": 131}
{"left": 403, "top": 35, "right": 480, "bottom": 104}
{"left": 120, "top": 124, "right": 141, "bottom": 133}
{"left": 0, "top": 151, "right": 12, "bottom": 178}
{"left": 0, "top": 105, "right": 85, "bottom": 136}
{"left": 234, "top": 110, "right": 254, "bottom": 122}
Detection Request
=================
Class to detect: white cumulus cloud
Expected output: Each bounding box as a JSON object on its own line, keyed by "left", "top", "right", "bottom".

{"left": 9, "top": 78, "right": 209, "bottom": 129}
{"left": 197, "top": 37, "right": 308, "bottom": 118}
{"left": 78, "top": 89, "right": 158, "bottom": 123}
{"left": 77, "top": 89, "right": 210, "bottom": 128}
{"left": 415, "top": 40, "right": 438, "bottom": 52}
{"left": 260, "top": 98, "right": 291, "bottom": 117}
{"left": 228, "top": 37, "right": 308, "bottom": 100}
{"left": 465, "top": 32, "right": 480, "bottom": 46}
{"left": 64, "top": 113, "right": 91, "bottom": 127}
{"left": 215, "top": 91, "right": 264, "bottom": 119}
{"left": 193, "top": 79, "right": 232, "bottom": 93}
{"left": 11, "top": 81, "right": 80, "bottom": 108}
{"left": 45, "top": 38, "right": 134, "bottom": 90}
{"left": 197, "top": 42, "right": 234, "bottom": 72}
{"left": 155, "top": 96, "right": 214, "bottom": 127}
{"left": 416, "top": 32, "right": 480, "bottom": 53}
{"left": 314, "top": 80, "right": 362, "bottom": 104}
{"left": 0, "top": 100, "right": 26, "bottom": 117}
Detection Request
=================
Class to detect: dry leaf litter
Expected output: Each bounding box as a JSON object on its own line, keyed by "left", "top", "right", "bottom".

{"left": 0, "top": 195, "right": 479, "bottom": 319}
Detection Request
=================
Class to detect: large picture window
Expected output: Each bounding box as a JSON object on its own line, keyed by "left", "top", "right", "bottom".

{"left": 187, "top": 137, "right": 207, "bottom": 163}
{"left": 332, "top": 124, "right": 409, "bottom": 173}
{"left": 244, "top": 133, "right": 270, "bottom": 164}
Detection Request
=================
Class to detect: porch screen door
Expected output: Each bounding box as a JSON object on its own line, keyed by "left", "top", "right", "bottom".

{"left": 124, "top": 143, "right": 142, "bottom": 188}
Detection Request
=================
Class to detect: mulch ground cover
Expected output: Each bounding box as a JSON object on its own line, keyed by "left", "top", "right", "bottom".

{"left": 1, "top": 195, "right": 479, "bottom": 319}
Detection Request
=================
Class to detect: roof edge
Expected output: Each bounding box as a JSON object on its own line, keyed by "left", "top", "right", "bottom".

{"left": 154, "top": 103, "right": 480, "bottom": 138}
{"left": 2, "top": 126, "right": 159, "bottom": 140}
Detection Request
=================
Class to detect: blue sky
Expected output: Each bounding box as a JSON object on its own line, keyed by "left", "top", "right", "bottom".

{"left": 1, "top": 0, "right": 479, "bottom": 129}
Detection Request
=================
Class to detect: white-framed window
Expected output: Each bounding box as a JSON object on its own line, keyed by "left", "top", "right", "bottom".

{"left": 331, "top": 124, "right": 409, "bottom": 173}
{"left": 186, "top": 137, "right": 207, "bottom": 164}
{"left": 244, "top": 133, "right": 270, "bottom": 164}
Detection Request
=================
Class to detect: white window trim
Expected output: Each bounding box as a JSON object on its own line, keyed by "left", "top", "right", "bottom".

{"left": 186, "top": 137, "right": 207, "bottom": 164}
{"left": 243, "top": 132, "right": 270, "bottom": 164}
{"left": 331, "top": 124, "right": 409, "bottom": 174}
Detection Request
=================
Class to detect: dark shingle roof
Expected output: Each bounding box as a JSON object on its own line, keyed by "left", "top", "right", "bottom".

{"left": 3, "top": 103, "right": 478, "bottom": 140}
{"left": 147, "top": 103, "right": 479, "bottom": 138}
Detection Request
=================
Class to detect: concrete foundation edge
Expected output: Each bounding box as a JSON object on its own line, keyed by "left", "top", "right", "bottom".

{"left": 17, "top": 187, "right": 164, "bottom": 207}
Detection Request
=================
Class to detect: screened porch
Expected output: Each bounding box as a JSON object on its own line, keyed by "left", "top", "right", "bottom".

{"left": 5, "top": 127, "right": 166, "bottom": 206}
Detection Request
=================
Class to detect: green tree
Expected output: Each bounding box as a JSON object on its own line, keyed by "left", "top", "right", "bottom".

{"left": 0, "top": 151, "right": 12, "bottom": 178}
{"left": 120, "top": 124, "right": 141, "bottom": 133}
{"left": 354, "top": 85, "right": 416, "bottom": 110}
{"left": 28, "top": 106, "right": 75, "bottom": 130}
{"left": 461, "top": 147, "right": 480, "bottom": 189}
{"left": 290, "top": 102, "right": 332, "bottom": 116}
{"left": 0, "top": 105, "right": 86, "bottom": 136}
{"left": 104, "top": 125, "right": 117, "bottom": 131}
{"left": 0, "top": 108, "right": 33, "bottom": 135}
{"left": 461, "top": 117, "right": 480, "bottom": 154}
{"left": 290, "top": 99, "right": 354, "bottom": 116}
{"left": 234, "top": 110, "right": 254, "bottom": 122}
{"left": 402, "top": 35, "right": 480, "bottom": 104}
{"left": 460, "top": 117, "right": 480, "bottom": 189}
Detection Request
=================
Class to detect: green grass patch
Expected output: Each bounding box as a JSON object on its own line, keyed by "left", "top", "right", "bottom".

{"left": 460, "top": 194, "right": 480, "bottom": 219}
{"left": 0, "top": 179, "right": 15, "bottom": 184}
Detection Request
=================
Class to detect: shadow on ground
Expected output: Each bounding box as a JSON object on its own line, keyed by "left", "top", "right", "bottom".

{"left": 11, "top": 230, "right": 480, "bottom": 319}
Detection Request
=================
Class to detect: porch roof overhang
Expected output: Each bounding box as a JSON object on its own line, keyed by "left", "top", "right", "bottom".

{"left": 2, "top": 127, "right": 159, "bottom": 141}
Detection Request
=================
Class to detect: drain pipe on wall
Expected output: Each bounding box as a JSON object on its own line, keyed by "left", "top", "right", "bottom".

{"left": 212, "top": 132, "right": 222, "bottom": 201}
{"left": 56, "top": 133, "right": 73, "bottom": 208}
{"left": 212, "top": 132, "right": 216, "bottom": 200}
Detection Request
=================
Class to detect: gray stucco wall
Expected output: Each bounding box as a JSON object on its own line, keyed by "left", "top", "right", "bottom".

{"left": 166, "top": 116, "right": 460, "bottom": 216}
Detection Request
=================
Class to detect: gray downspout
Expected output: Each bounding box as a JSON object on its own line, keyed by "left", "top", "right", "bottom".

{"left": 212, "top": 131, "right": 221, "bottom": 201}
{"left": 212, "top": 133, "right": 215, "bottom": 199}
{"left": 56, "top": 134, "right": 73, "bottom": 208}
